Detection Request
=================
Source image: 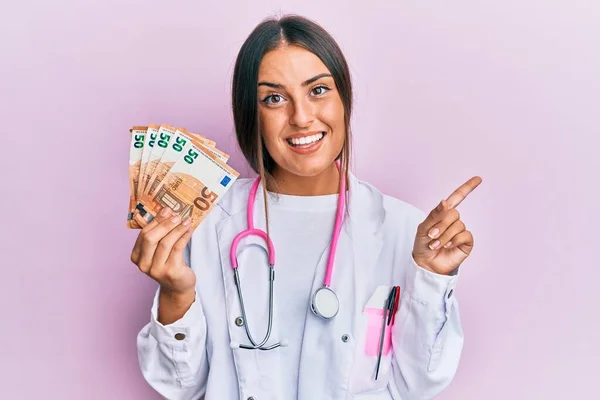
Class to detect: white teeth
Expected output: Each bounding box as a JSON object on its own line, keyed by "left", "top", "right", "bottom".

{"left": 288, "top": 132, "right": 325, "bottom": 146}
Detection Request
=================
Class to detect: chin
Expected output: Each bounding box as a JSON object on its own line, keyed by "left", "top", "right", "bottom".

{"left": 284, "top": 157, "right": 338, "bottom": 178}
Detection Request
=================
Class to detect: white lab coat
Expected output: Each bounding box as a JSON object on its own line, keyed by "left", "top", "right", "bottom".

{"left": 137, "top": 173, "right": 464, "bottom": 400}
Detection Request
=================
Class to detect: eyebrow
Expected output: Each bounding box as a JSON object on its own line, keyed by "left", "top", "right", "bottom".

{"left": 257, "top": 73, "right": 333, "bottom": 89}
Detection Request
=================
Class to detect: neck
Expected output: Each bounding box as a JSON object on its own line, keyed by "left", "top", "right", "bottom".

{"left": 269, "top": 163, "right": 340, "bottom": 196}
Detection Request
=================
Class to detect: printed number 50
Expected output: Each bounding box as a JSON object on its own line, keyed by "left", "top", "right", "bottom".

{"left": 194, "top": 187, "right": 217, "bottom": 211}
{"left": 184, "top": 148, "right": 199, "bottom": 164}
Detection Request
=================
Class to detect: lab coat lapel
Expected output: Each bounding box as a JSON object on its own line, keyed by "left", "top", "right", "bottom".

{"left": 215, "top": 195, "right": 284, "bottom": 399}
{"left": 297, "top": 173, "right": 384, "bottom": 399}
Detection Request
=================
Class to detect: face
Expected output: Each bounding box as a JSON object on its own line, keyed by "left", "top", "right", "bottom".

{"left": 257, "top": 45, "right": 345, "bottom": 178}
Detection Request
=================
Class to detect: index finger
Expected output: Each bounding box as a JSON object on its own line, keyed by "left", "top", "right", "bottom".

{"left": 445, "top": 176, "right": 482, "bottom": 209}
{"left": 138, "top": 206, "right": 174, "bottom": 233}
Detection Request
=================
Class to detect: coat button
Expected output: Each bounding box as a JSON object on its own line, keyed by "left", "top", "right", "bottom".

{"left": 447, "top": 289, "right": 454, "bottom": 298}
{"left": 341, "top": 334, "right": 349, "bottom": 343}
{"left": 247, "top": 397, "right": 256, "bottom": 400}
{"left": 235, "top": 316, "right": 245, "bottom": 326}
{"left": 174, "top": 333, "right": 186, "bottom": 340}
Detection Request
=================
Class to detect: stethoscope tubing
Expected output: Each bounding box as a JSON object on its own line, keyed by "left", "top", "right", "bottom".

{"left": 323, "top": 164, "right": 346, "bottom": 287}
{"left": 233, "top": 266, "right": 276, "bottom": 349}
{"left": 229, "top": 162, "right": 346, "bottom": 350}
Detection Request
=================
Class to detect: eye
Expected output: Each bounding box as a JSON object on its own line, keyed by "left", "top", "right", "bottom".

{"left": 262, "top": 94, "right": 284, "bottom": 105}
{"left": 311, "top": 85, "right": 330, "bottom": 96}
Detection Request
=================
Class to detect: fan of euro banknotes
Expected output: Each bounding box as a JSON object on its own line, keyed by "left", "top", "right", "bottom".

{"left": 127, "top": 125, "right": 240, "bottom": 229}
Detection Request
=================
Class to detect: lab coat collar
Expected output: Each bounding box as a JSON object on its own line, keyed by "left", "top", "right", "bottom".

{"left": 216, "top": 171, "right": 385, "bottom": 236}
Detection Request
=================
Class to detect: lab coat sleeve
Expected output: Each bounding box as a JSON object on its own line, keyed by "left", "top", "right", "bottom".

{"left": 136, "top": 287, "right": 209, "bottom": 400}
{"left": 389, "top": 253, "right": 463, "bottom": 400}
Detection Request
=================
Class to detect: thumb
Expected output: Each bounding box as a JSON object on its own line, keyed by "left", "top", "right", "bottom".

{"left": 415, "top": 199, "right": 447, "bottom": 245}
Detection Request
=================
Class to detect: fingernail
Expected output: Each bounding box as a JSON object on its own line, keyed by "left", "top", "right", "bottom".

{"left": 171, "top": 215, "right": 181, "bottom": 223}
{"left": 428, "top": 228, "right": 440, "bottom": 239}
{"left": 444, "top": 241, "right": 452, "bottom": 248}
{"left": 429, "top": 240, "right": 440, "bottom": 250}
{"left": 182, "top": 218, "right": 191, "bottom": 226}
{"left": 160, "top": 208, "right": 171, "bottom": 217}
{"left": 437, "top": 200, "right": 444, "bottom": 212}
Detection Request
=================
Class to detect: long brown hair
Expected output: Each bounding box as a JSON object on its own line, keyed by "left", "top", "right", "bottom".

{"left": 232, "top": 14, "right": 353, "bottom": 235}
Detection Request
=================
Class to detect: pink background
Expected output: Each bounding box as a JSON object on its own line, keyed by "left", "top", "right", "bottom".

{"left": 1, "top": 0, "right": 597, "bottom": 398}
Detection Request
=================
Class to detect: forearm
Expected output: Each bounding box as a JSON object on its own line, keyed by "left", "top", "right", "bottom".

{"left": 158, "top": 288, "right": 196, "bottom": 325}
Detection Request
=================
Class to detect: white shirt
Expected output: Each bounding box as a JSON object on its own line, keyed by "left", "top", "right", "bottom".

{"left": 262, "top": 191, "right": 338, "bottom": 393}
{"left": 136, "top": 174, "right": 464, "bottom": 400}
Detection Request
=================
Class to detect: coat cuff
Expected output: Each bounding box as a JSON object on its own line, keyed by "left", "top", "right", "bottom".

{"left": 149, "top": 288, "right": 206, "bottom": 350}
{"left": 407, "top": 253, "right": 459, "bottom": 313}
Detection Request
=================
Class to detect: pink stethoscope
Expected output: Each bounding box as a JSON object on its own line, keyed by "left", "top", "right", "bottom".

{"left": 229, "top": 166, "right": 346, "bottom": 350}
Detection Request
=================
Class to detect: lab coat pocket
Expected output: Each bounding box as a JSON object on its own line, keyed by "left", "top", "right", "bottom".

{"left": 364, "top": 307, "right": 393, "bottom": 357}
{"left": 349, "top": 287, "right": 394, "bottom": 396}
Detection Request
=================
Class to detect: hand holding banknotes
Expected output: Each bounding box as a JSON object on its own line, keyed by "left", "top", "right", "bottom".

{"left": 412, "top": 176, "right": 482, "bottom": 275}
{"left": 127, "top": 124, "right": 240, "bottom": 324}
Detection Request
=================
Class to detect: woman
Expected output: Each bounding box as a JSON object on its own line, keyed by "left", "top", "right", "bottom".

{"left": 131, "top": 14, "right": 481, "bottom": 400}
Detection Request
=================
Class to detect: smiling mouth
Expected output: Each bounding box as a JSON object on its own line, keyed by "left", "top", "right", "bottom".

{"left": 286, "top": 132, "right": 326, "bottom": 147}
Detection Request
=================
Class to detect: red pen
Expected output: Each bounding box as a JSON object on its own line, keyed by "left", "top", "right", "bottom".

{"left": 391, "top": 286, "right": 400, "bottom": 325}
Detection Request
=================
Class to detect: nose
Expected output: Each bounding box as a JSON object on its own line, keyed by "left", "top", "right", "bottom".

{"left": 289, "top": 98, "right": 315, "bottom": 128}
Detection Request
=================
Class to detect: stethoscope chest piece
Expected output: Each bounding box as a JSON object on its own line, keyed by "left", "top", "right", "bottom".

{"left": 311, "top": 286, "right": 339, "bottom": 319}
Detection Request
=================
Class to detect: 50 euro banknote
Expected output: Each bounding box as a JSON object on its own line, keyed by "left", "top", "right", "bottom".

{"left": 139, "top": 124, "right": 178, "bottom": 200}
{"left": 138, "top": 126, "right": 223, "bottom": 197}
{"left": 141, "top": 128, "right": 229, "bottom": 203}
{"left": 135, "top": 125, "right": 214, "bottom": 201}
{"left": 127, "top": 126, "right": 148, "bottom": 228}
{"left": 135, "top": 140, "right": 239, "bottom": 230}
{"left": 127, "top": 124, "right": 235, "bottom": 229}
{"left": 137, "top": 125, "right": 160, "bottom": 203}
